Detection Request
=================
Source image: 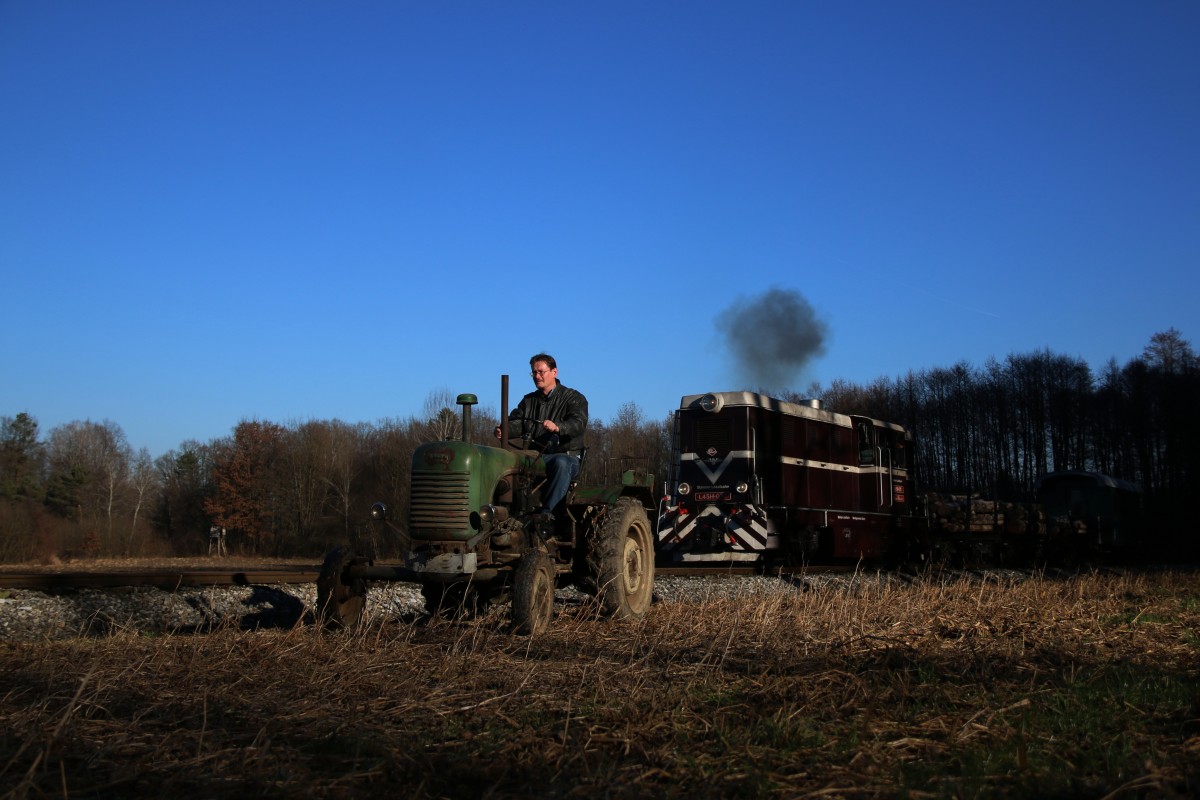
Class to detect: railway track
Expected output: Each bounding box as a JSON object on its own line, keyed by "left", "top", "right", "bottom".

{"left": 0, "top": 561, "right": 1145, "bottom": 593}
{"left": 0, "top": 564, "right": 770, "bottom": 592}
{"left": 0, "top": 567, "right": 324, "bottom": 591}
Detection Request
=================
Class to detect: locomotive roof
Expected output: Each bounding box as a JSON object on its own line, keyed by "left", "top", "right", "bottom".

{"left": 678, "top": 391, "right": 910, "bottom": 434}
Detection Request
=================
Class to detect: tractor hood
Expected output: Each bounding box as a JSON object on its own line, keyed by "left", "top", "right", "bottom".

{"left": 409, "top": 441, "right": 543, "bottom": 542}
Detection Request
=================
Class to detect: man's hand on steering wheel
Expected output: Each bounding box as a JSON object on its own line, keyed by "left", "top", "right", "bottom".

{"left": 496, "top": 416, "right": 559, "bottom": 449}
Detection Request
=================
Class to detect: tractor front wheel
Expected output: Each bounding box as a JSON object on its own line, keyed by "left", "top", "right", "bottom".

{"left": 511, "top": 547, "right": 555, "bottom": 634}
{"left": 316, "top": 546, "right": 370, "bottom": 630}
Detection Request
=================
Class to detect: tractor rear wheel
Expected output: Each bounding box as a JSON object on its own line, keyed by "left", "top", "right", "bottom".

{"left": 511, "top": 547, "right": 555, "bottom": 634}
{"left": 588, "top": 497, "right": 655, "bottom": 619}
{"left": 316, "top": 546, "right": 370, "bottom": 630}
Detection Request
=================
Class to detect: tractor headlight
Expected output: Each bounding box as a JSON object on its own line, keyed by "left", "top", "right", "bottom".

{"left": 470, "top": 504, "right": 509, "bottom": 532}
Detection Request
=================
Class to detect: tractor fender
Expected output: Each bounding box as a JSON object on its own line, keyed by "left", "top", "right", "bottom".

{"left": 570, "top": 484, "right": 655, "bottom": 512}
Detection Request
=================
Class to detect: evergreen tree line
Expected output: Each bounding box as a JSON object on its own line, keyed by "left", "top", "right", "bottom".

{"left": 1, "top": 330, "right": 1195, "bottom": 562}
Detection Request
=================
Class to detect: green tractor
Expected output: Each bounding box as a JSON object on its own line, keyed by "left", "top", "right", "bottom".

{"left": 317, "top": 376, "right": 657, "bottom": 634}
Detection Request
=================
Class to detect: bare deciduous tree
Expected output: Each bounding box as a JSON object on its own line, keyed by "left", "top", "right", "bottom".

{"left": 422, "top": 389, "right": 461, "bottom": 442}
{"left": 127, "top": 447, "right": 158, "bottom": 556}
{"left": 45, "top": 419, "right": 133, "bottom": 552}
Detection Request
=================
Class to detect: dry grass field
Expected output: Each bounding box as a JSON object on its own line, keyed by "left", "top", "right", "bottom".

{"left": 2, "top": 568, "right": 1198, "bottom": 799}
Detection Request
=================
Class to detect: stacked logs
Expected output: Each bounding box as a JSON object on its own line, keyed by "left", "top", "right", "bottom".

{"left": 920, "top": 493, "right": 1092, "bottom": 565}
{"left": 925, "top": 494, "right": 1088, "bottom": 537}
{"left": 924, "top": 493, "right": 1047, "bottom": 537}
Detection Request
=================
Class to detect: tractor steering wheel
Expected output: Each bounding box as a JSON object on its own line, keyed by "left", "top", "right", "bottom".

{"left": 503, "top": 416, "right": 553, "bottom": 454}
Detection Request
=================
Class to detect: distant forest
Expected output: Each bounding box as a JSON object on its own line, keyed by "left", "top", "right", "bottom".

{"left": 1, "top": 329, "right": 1196, "bottom": 562}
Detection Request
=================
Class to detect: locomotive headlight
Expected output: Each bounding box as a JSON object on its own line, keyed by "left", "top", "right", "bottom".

{"left": 699, "top": 393, "right": 723, "bottom": 413}
{"left": 677, "top": 482, "right": 691, "bottom": 496}
{"left": 735, "top": 482, "right": 750, "bottom": 494}
{"left": 370, "top": 502, "right": 388, "bottom": 521}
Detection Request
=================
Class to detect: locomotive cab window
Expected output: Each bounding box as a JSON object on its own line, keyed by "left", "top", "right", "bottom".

{"left": 893, "top": 435, "right": 908, "bottom": 469}
{"left": 885, "top": 430, "right": 908, "bottom": 469}
{"left": 856, "top": 421, "right": 875, "bottom": 465}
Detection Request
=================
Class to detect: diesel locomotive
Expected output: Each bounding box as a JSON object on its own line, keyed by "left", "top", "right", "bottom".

{"left": 657, "top": 391, "right": 917, "bottom": 566}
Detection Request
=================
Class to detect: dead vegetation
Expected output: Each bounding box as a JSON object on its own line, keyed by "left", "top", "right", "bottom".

{"left": 2, "top": 569, "right": 1198, "bottom": 799}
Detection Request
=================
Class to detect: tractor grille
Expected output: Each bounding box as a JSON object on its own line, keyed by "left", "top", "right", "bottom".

{"left": 410, "top": 471, "right": 471, "bottom": 531}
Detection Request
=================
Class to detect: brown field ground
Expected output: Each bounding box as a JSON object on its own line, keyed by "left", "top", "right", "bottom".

{"left": 2, "top": 567, "right": 1198, "bottom": 799}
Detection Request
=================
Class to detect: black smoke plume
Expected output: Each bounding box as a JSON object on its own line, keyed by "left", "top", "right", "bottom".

{"left": 715, "top": 287, "right": 829, "bottom": 391}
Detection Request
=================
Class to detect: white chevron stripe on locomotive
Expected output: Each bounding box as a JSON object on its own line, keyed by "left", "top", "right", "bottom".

{"left": 726, "top": 507, "right": 771, "bottom": 549}
{"left": 658, "top": 504, "right": 772, "bottom": 551}
{"left": 680, "top": 450, "right": 753, "bottom": 483}
{"left": 662, "top": 504, "right": 722, "bottom": 544}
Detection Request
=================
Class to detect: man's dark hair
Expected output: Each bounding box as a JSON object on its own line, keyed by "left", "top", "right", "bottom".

{"left": 530, "top": 353, "right": 557, "bottom": 370}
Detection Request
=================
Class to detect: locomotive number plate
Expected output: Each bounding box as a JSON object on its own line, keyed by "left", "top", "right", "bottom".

{"left": 695, "top": 491, "right": 730, "bottom": 502}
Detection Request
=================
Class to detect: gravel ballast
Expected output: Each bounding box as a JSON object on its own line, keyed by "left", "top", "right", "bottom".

{"left": 0, "top": 574, "right": 873, "bottom": 641}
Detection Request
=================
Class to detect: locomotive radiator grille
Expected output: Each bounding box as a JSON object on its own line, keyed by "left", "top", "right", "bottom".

{"left": 692, "top": 417, "right": 733, "bottom": 453}
{"left": 410, "top": 471, "right": 471, "bottom": 530}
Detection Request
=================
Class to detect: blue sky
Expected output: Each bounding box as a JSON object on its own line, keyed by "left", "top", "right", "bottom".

{"left": 2, "top": 1, "right": 1197, "bottom": 457}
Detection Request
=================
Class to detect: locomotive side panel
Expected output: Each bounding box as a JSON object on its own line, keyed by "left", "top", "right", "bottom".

{"left": 796, "top": 419, "right": 832, "bottom": 508}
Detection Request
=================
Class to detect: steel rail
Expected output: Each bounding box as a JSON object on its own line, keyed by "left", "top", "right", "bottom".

{"left": 0, "top": 564, "right": 786, "bottom": 591}
{"left": 0, "top": 563, "right": 1100, "bottom": 593}
{"left": 0, "top": 567, "right": 322, "bottom": 591}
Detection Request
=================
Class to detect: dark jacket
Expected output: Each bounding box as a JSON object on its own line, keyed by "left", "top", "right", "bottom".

{"left": 508, "top": 383, "right": 588, "bottom": 455}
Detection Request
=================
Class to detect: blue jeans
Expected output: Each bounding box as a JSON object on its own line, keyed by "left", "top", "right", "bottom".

{"left": 541, "top": 453, "right": 580, "bottom": 512}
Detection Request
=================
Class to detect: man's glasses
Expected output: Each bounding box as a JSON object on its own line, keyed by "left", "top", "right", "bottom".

{"left": 531, "top": 369, "right": 554, "bottom": 376}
